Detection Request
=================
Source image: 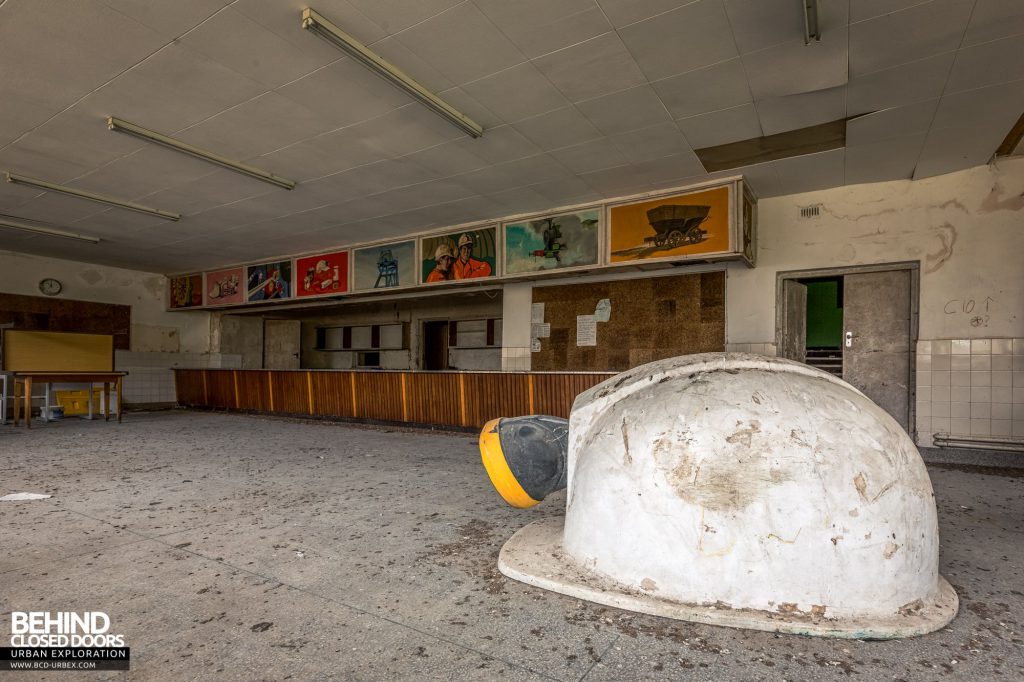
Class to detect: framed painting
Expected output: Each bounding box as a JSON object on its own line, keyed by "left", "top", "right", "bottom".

{"left": 296, "top": 250, "right": 348, "bottom": 298}
{"left": 168, "top": 273, "right": 203, "bottom": 309}
{"left": 352, "top": 240, "right": 416, "bottom": 292}
{"left": 421, "top": 226, "right": 496, "bottom": 284}
{"left": 608, "top": 182, "right": 737, "bottom": 266}
{"left": 204, "top": 267, "right": 244, "bottom": 306}
{"left": 246, "top": 261, "right": 293, "bottom": 302}
{"left": 504, "top": 208, "right": 600, "bottom": 275}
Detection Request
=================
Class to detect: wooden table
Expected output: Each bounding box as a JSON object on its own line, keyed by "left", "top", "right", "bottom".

{"left": 12, "top": 372, "right": 127, "bottom": 428}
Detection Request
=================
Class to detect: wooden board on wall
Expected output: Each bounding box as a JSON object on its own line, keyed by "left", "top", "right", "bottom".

{"left": 0, "top": 293, "right": 130, "bottom": 349}
{"left": 3, "top": 330, "right": 114, "bottom": 372}
{"left": 531, "top": 272, "right": 725, "bottom": 371}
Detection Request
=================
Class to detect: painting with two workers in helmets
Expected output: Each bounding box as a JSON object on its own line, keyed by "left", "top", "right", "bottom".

{"left": 420, "top": 227, "right": 496, "bottom": 284}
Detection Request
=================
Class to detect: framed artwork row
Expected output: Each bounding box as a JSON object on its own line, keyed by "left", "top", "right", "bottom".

{"left": 168, "top": 177, "right": 756, "bottom": 310}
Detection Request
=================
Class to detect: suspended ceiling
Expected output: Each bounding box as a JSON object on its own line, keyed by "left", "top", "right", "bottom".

{"left": 0, "top": 0, "right": 1022, "bottom": 273}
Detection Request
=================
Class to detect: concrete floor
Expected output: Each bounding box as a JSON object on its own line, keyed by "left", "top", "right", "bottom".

{"left": 1, "top": 411, "right": 1022, "bottom": 681}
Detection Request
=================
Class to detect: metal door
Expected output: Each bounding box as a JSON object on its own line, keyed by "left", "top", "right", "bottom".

{"left": 843, "top": 270, "right": 912, "bottom": 430}
{"left": 780, "top": 280, "right": 807, "bottom": 363}
{"left": 263, "top": 320, "right": 301, "bottom": 369}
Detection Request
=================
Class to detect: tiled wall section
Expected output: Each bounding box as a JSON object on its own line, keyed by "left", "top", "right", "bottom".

{"left": 502, "top": 347, "right": 531, "bottom": 371}
{"left": 916, "top": 339, "right": 1024, "bottom": 445}
{"left": 115, "top": 351, "right": 241, "bottom": 405}
{"left": 725, "top": 342, "right": 778, "bottom": 356}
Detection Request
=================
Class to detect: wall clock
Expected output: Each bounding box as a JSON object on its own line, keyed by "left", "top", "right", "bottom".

{"left": 38, "top": 278, "right": 62, "bottom": 296}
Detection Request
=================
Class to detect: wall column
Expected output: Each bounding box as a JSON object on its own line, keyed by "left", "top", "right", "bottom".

{"left": 501, "top": 282, "right": 533, "bottom": 371}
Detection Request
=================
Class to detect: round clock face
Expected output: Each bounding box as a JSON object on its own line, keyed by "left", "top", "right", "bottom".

{"left": 39, "top": 278, "right": 62, "bottom": 296}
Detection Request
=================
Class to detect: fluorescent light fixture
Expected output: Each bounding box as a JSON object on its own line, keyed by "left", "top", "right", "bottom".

{"left": 803, "top": 0, "right": 820, "bottom": 43}
{"left": 107, "top": 117, "right": 297, "bottom": 190}
{"left": 301, "top": 7, "right": 484, "bottom": 139}
{"left": 0, "top": 215, "right": 101, "bottom": 243}
{"left": 5, "top": 172, "right": 180, "bottom": 221}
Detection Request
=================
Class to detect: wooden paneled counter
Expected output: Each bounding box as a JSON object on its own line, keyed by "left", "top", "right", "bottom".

{"left": 173, "top": 369, "right": 616, "bottom": 429}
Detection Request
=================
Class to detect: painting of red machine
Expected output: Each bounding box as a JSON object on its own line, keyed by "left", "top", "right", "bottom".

{"left": 479, "top": 352, "right": 958, "bottom": 639}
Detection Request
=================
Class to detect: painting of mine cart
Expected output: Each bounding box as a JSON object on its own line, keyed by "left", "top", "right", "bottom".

{"left": 353, "top": 240, "right": 416, "bottom": 292}
{"left": 297, "top": 250, "right": 348, "bottom": 298}
{"left": 169, "top": 273, "right": 203, "bottom": 309}
{"left": 608, "top": 185, "right": 732, "bottom": 264}
{"left": 504, "top": 209, "right": 600, "bottom": 275}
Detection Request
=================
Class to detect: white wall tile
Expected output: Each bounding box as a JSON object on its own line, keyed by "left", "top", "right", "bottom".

{"left": 950, "top": 402, "right": 970, "bottom": 418}
{"left": 932, "top": 416, "right": 950, "bottom": 433}
{"left": 992, "top": 402, "right": 1011, "bottom": 420}
{"left": 993, "top": 338, "right": 1013, "bottom": 354}
{"left": 931, "top": 401, "right": 950, "bottom": 417}
{"left": 933, "top": 340, "right": 951, "bottom": 355}
{"left": 951, "top": 355, "right": 970, "bottom": 370}
{"left": 970, "top": 418, "right": 991, "bottom": 436}
{"left": 932, "top": 385, "right": 950, "bottom": 402}
{"left": 990, "top": 419, "right": 1011, "bottom": 436}
{"left": 952, "top": 339, "right": 971, "bottom": 355}
{"left": 971, "top": 339, "right": 991, "bottom": 354}
{"left": 993, "top": 355, "right": 1012, "bottom": 371}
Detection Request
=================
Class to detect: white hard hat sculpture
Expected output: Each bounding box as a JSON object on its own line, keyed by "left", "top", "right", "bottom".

{"left": 482, "top": 353, "right": 958, "bottom": 638}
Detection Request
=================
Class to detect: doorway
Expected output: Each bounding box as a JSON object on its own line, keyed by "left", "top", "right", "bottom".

{"left": 263, "top": 319, "right": 301, "bottom": 369}
{"left": 777, "top": 263, "right": 918, "bottom": 432}
{"left": 422, "top": 320, "right": 450, "bottom": 370}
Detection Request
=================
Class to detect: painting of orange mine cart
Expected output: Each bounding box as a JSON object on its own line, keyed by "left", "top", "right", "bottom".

{"left": 608, "top": 184, "right": 733, "bottom": 264}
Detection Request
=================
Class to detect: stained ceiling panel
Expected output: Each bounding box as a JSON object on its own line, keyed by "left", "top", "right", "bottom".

{"left": 533, "top": 33, "right": 648, "bottom": 103}
{"left": 473, "top": 0, "right": 611, "bottom": 60}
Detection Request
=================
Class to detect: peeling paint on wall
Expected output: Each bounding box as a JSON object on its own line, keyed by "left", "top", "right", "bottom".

{"left": 924, "top": 223, "right": 957, "bottom": 274}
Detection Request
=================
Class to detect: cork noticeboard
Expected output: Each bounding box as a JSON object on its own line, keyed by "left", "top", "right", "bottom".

{"left": 530, "top": 272, "right": 725, "bottom": 372}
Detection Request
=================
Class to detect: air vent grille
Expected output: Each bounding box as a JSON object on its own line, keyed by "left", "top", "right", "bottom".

{"left": 800, "top": 204, "right": 822, "bottom": 219}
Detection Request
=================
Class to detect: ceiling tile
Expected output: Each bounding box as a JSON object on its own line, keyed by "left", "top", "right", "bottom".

{"left": 846, "top": 99, "right": 939, "bottom": 146}
{"left": 1, "top": 192, "right": 111, "bottom": 227}
{"left": 275, "top": 57, "right": 413, "bottom": 130}
{"left": 434, "top": 87, "right": 503, "bottom": 130}
{"left": 945, "top": 34, "right": 1024, "bottom": 94}
{"left": 526, "top": 176, "right": 601, "bottom": 205}
{"left": 235, "top": 0, "right": 387, "bottom": 48}
{"left": 331, "top": 104, "right": 467, "bottom": 159}
{"left": 460, "top": 63, "right": 571, "bottom": 124}
{"left": 176, "top": 92, "right": 339, "bottom": 160}
{"left": 253, "top": 128, "right": 392, "bottom": 182}
{"left": 930, "top": 80, "right": 1024, "bottom": 131}
{"left": 618, "top": 0, "right": 738, "bottom": 81}
{"left": 845, "top": 133, "right": 927, "bottom": 185}
{"left": 147, "top": 168, "right": 271, "bottom": 212}
{"left": 772, "top": 148, "right": 845, "bottom": 195}
{"left": 393, "top": 3, "right": 525, "bottom": 85}
{"left": 447, "top": 125, "right": 542, "bottom": 165}
{"left": 179, "top": 7, "right": 335, "bottom": 89}
{"left": 962, "top": 0, "right": 1024, "bottom": 46}
{"left": 724, "top": 0, "right": 806, "bottom": 54}
{"left": 474, "top": 0, "right": 611, "bottom": 59}
{"left": 632, "top": 149, "right": 706, "bottom": 185}
{"left": 456, "top": 154, "right": 571, "bottom": 195}
{"left": 533, "top": 33, "right": 647, "bottom": 103}
{"left": 365, "top": 35, "right": 455, "bottom": 93}
{"left": 652, "top": 58, "right": 752, "bottom": 120}
{"left": 578, "top": 162, "right": 651, "bottom": 196}
{"left": 732, "top": 161, "right": 783, "bottom": 198}
{"left": 512, "top": 107, "right": 602, "bottom": 151}
{"left": 676, "top": 103, "right": 763, "bottom": 148}
{"left": 849, "top": 0, "right": 930, "bottom": 24}
{"left": 596, "top": 0, "right": 697, "bottom": 29}
{"left": 101, "top": 0, "right": 231, "bottom": 41}
{"left": 576, "top": 84, "right": 673, "bottom": 135}
{"left": 847, "top": 52, "right": 955, "bottom": 116}
{"left": 756, "top": 86, "right": 847, "bottom": 137}
{"left": 345, "top": 0, "right": 463, "bottom": 35}
{"left": 742, "top": 31, "right": 849, "bottom": 100}
{"left": 404, "top": 140, "right": 490, "bottom": 176}
{"left": 610, "top": 122, "right": 693, "bottom": 164}
{"left": 849, "top": 0, "right": 973, "bottom": 77}
{"left": 68, "top": 146, "right": 226, "bottom": 200}
{"left": 549, "top": 137, "right": 631, "bottom": 174}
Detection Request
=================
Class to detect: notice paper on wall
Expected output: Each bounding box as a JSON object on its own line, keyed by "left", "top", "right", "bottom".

{"left": 577, "top": 315, "right": 597, "bottom": 346}
{"left": 595, "top": 298, "right": 611, "bottom": 322}
{"left": 531, "top": 302, "right": 545, "bottom": 324}
{"left": 531, "top": 338, "right": 542, "bottom": 352}
{"left": 531, "top": 323, "right": 550, "bottom": 338}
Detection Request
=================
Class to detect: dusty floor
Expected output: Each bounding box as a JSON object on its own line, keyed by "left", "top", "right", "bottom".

{"left": 1, "top": 410, "right": 1022, "bottom": 681}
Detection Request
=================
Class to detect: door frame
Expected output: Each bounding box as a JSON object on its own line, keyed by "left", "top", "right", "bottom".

{"left": 775, "top": 261, "right": 920, "bottom": 436}
{"left": 420, "top": 318, "right": 450, "bottom": 371}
